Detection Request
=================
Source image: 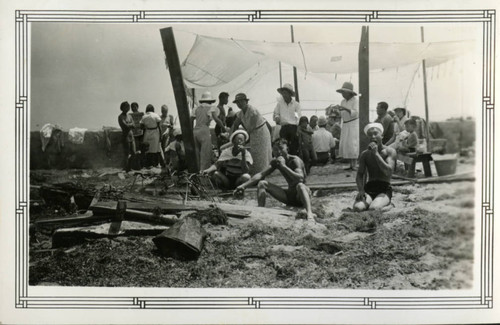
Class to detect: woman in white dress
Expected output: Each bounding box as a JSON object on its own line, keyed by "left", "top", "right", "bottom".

{"left": 336, "top": 82, "right": 359, "bottom": 170}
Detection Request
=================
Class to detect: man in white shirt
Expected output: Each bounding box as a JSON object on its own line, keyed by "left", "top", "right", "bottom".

{"left": 312, "top": 116, "right": 336, "bottom": 165}
{"left": 273, "top": 83, "right": 301, "bottom": 155}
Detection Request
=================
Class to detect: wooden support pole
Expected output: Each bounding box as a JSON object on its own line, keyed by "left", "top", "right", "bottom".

{"left": 160, "top": 27, "right": 199, "bottom": 172}
{"left": 290, "top": 25, "right": 300, "bottom": 102}
{"left": 358, "top": 26, "right": 370, "bottom": 155}
{"left": 279, "top": 61, "right": 283, "bottom": 88}
{"left": 421, "top": 26, "right": 431, "bottom": 144}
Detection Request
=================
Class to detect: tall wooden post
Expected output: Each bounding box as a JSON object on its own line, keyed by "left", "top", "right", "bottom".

{"left": 290, "top": 25, "right": 300, "bottom": 101}
{"left": 358, "top": 26, "right": 370, "bottom": 155}
{"left": 421, "top": 26, "right": 431, "bottom": 144}
{"left": 160, "top": 27, "right": 199, "bottom": 172}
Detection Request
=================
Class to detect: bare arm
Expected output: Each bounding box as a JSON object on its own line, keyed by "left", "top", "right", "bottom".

{"left": 356, "top": 152, "right": 367, "bottom": 194}
{"left": 373, "top": 147, "right": 396, "bottom": 176}
{"left": 273, "top": 103, "right": 281, "bottom": 124}
{"left": 338, "top": 105, "right": 352, "bottom": 115}
{"left": 211, "top": 111, "right": 226, "bottom": 130}
{"left": 276, "top": 157, "right": 305, "bottom": 183}
{"left": 230, "top": 117, "right": 242, "bottom": 133}
{"left": 202, "top": 164, "right": 217, "bottom": 175}
{"left": 240, "top": 148, "right": 250, "bottom": 174}
{"left": 130, "top": 136, "right": 136, "bottom": 154}
{"left": 237, "top": 165, "right": 276, "bottom": 190}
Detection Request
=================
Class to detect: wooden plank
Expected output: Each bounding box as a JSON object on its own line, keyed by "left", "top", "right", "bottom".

{"left": 33, "top": 210, "right": 180, "bottom": 227}
{"left": 91, "top": 200, "right": 255, "bottom": 219}
{"left": 160, "top": 27, "right": 199, "bottom": 172}
{"left": 52, "top": 222, "right": 169, "bottom": 248}
{"left": 358, "top": 26, "right": 370, "bottom": 155}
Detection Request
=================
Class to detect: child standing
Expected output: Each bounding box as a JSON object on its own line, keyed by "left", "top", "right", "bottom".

{"left": 298, "top": 116, "right": 317, "bottom": 174}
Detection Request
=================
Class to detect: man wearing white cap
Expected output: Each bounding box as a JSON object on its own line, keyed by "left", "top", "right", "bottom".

{"left": 353, "top": 123, "right": 397, "bottom": 211}
{"left": 192, "top": 91, "right": 226, "bottom": 171}
{"left": 336, "top": 81, "right": 359, "bottom": 170}
{"left": 273, "top": 83, "right": 301, "bottom": 155}
{"left": 201, "top": 129, "right": 252, "bottom": 190}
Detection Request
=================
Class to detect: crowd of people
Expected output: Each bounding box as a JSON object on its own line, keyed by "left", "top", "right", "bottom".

{"left": 118, "top": 81, "right": 423, "bottom": 217}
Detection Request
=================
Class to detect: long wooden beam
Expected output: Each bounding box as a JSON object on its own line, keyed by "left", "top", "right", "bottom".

{"left": 160, "top": 27, "right": 199, "bottom": 172}
{"left": 358, "top": 26, "right": 370, "bottom": 155}
{"left": 290, "top": 25, "right": 300, "bottom": 102}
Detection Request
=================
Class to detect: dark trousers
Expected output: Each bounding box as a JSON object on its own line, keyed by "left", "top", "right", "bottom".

{"left": 315, "top": 152, "right": 330, "bottom": 165}
{"left": 279, "top": 124, "right": 299, "bottom": 155}
{"left": 145, "top": 153, "right": 160, "bottom": 168}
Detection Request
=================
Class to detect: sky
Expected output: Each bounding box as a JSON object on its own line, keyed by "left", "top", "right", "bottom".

{"left": 30, "top": 23, "right": 482, "bottom": 131}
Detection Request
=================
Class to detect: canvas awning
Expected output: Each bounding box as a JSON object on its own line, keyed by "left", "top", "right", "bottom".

{"left": 181, "top": 34, "right": 474, "bottom": 88}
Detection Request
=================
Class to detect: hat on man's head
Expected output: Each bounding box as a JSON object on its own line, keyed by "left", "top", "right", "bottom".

{"left": 233, "top": 93, "right": 249, "bottom": 103}
{"left": 318, "top": 116, "right": 328, "bottom": 127}
{"left": 229, "top": 129, "right": 249, "bottom": 143}
{"left": 363, "top": 122, "right": 384, "bottom": 136}
{"left": 277, "top": 83, "right": 295, "bottom": 96}
{"left": 394, "top": 106, "right": 407, "bottom": 115}
{"left": 336, "top": 82, "right": 357, "bottom": 96}
{"left": 199, "top": 91, "right": 216, "bottom": 104}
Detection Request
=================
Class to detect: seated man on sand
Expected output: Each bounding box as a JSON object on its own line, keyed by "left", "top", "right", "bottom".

{"left": 201, "top": 129, "right": 252, "bottom": 190}
{"left": 354, "top": 123, "right": 397, "bottom": 211}
{"left": 233, "top": 138, "right": 316, "bottom": 221}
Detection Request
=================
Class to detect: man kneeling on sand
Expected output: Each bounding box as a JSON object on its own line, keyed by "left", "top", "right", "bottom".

{"left": 233, "top": 138, "right": 316, "bottom": 221}
{"left": 201, "top": 129, "right": 252, "bottom": 190}
{"left": 354, "top": 123, "right": 397, "bottom": 211}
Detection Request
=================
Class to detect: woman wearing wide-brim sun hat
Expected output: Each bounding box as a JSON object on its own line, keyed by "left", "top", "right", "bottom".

{"left": 230, "top": 93, "right": 272, "bottom": 175}
{"left": 192, "top": 91, "right": 219, "bottom": 171}
{"left": 335, "top": 81, "right": 359, "bottom": 171}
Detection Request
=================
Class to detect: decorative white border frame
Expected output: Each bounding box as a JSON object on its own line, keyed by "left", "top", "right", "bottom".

{"left": 15, "top": 9, "right": 495, "bottom": 310}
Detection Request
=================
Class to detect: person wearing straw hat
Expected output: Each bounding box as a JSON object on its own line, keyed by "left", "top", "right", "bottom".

{"left": 393, "top": 106, "right": 409, "bottom": 132}
{"left": 231, "top": 93, "right": 272, "bottom": 175}
{"left": 353, "top": 123, "right": 396, "bottom": 212}
{"left": 234, "top": 138, "right": 316, "bottom": 222}
{"left": 192, "top": 91, "right": 225, "bottom": 171}
{"left": 273, "top": 83, "right": 301, "bottom": 156}
{"left": 336, "top": 81, "right": 359, "bottom": 171}
{"left": 201, "top": 129, "right": 252, "bottom": 190}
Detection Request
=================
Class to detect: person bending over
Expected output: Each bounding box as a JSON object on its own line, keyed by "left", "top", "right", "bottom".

{"left": 234, "top": 138, "right": 316, "bottom": 221}
{"left": 354, "top": 123, "right": 396, "bottom": 211}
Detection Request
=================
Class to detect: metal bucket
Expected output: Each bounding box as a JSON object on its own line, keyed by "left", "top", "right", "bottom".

{"left": 153, "top": 217, "right": 206, "bottom": 260}
{"left": 433, "top": 154, "right": 458, "bottom": 176}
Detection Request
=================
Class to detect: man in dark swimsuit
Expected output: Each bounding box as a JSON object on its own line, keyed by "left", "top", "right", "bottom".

{"left": 354, "top": 122, "right": 397, "bottom": 211}
{"left": 234, "top": 138, "right": 316, "bottom": 221}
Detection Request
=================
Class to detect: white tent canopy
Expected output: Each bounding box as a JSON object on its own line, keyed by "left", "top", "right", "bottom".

{"left": 181, "top": 34, "right": 473, "bottom": 88}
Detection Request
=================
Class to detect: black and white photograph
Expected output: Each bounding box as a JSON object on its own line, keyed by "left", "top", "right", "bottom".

{"left": 0, "top": 1, "right": 498, "bottom": 324}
